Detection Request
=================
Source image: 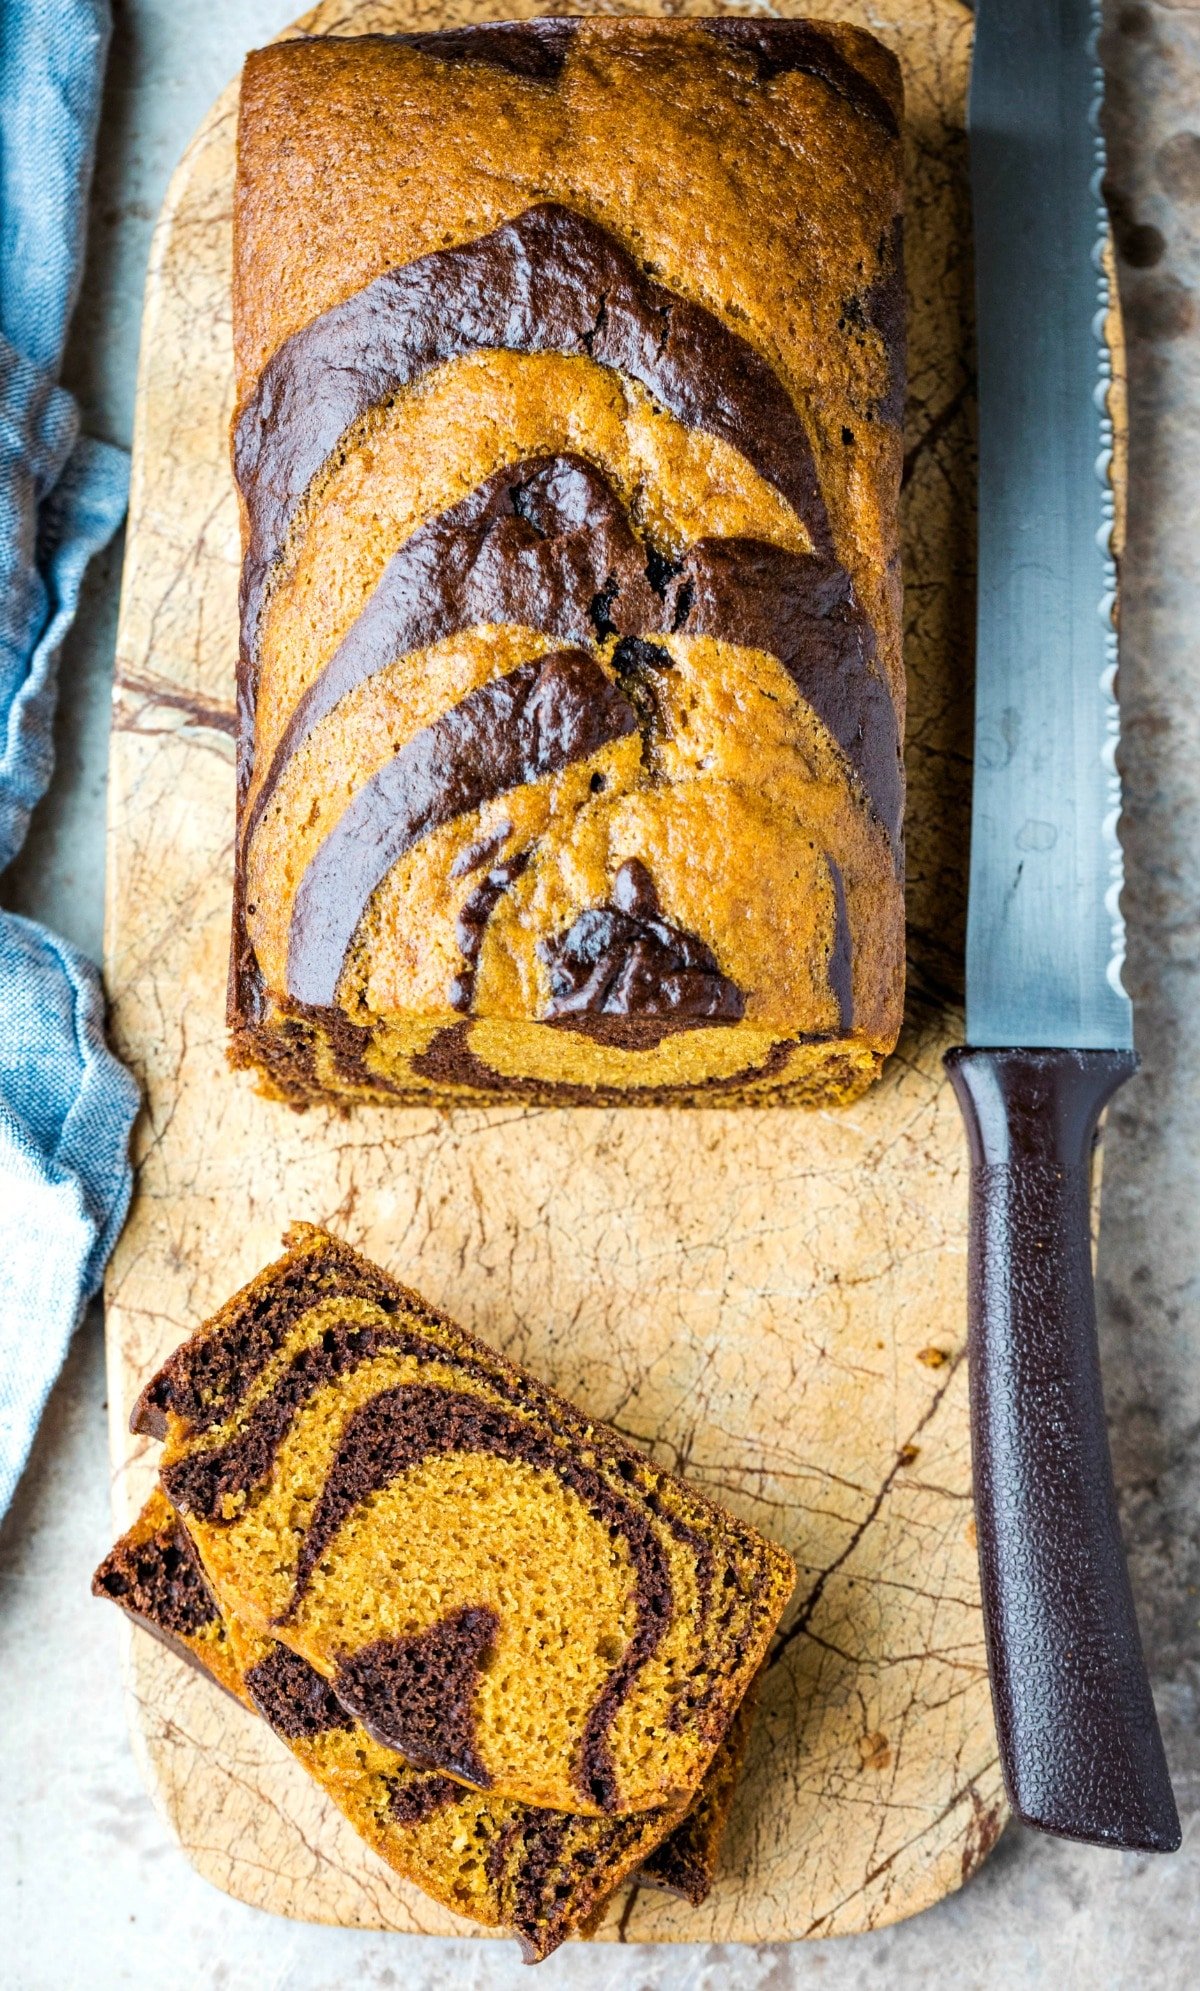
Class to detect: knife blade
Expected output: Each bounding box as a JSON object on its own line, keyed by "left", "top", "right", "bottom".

{"left": 966, "top": 0, "right": 1128, "bottom": 1050}
{"left": 944, "top": 0, "right": 1179, "bottom": 1851}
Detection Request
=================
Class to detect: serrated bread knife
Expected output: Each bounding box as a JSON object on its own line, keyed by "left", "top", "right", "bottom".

{"left": 945, "top": 0, "right": 1179, "bottom": 1850}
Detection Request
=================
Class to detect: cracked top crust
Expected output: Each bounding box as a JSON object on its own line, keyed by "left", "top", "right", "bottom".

{"left": 228, "top": 20, "right": 906, "bottom": 1105}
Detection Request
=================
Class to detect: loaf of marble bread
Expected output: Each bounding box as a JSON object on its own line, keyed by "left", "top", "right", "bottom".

{"left": 132, "top": 1226, "right": 795, "bottom": 1821}
{"left": 228, "top": 17, "right": 906, "bottom": 1108}
{"left": 93, "top": 1496, "right": 755, "bottom": 1959}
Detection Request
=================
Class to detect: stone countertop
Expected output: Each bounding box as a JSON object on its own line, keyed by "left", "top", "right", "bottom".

{"left": 0, "top": 3, "right": 1196, "bottom": 1985}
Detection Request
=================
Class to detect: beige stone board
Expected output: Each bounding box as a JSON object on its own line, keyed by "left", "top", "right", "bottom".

{"left": 104, "top": 0, "right": 1006, "bottom": 1946}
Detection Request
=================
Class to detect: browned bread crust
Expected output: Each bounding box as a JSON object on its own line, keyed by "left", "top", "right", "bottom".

{"left": 229, "top": 20, "right": 905, "bottom": 1107}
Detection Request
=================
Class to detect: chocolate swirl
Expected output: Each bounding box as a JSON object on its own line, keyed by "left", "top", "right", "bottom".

{"left": 540, "top": 857, "right": 746, "bottom": 1043}
{"left": 286, "top": 648, "right": 638, "bottom": 1007}
{"left": 392, "top": 19, "right": 579, "bottom": 82}
{"left": 450, "top": 847, "right": 533, "bottom": 1015}
{"left": 699, "top": 18, "right": 901, "bottom": 135}
{"left": 411, "top": 1019, "right": 805, "bottom": 1094}
{"left": 385, "top": 1771, "right": 464, "bottom": 1825}
{"left": 246, "top": 455, "right": 899, "bottom": 858}
{"left": 285, "top": 1381, "right": 675, "bottom": 1812}
{"left": 334, "top": 1608, "right": 501, "bottom": 1786}
{"left": 234, "top": 200, "right": 832, "bottom": 723}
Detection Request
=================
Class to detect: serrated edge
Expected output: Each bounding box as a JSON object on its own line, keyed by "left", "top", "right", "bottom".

{"left": 1088, "top": 4, "right": 1128, "bottom": 1005}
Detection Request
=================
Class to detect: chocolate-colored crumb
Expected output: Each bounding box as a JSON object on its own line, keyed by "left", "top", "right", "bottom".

{"left": 243, "top": 1642, "right": 356, "bottom": 1740}
{"left": 384, "top": 1769, "right": 464, "bottom": 1825}
{"left": 91, "top": 1518, "right": 218, "bottom": 1637}
{"left": 335, "top": 1609, "right": 501, "bottom": 1786}
{"left": 510, "top": 1812, "right": 573, "bottom": 1939}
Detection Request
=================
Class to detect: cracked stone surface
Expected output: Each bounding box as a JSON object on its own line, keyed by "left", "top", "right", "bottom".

{"left": 0, "top": 1, "right": 1197, "bottom": 1986}
{"left": 96, "top": 0, "right": 1005, "bottom": 1945}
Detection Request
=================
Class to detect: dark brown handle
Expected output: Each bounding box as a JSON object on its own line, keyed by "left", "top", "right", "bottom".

{"left": 945, "top": 1045, "right": 1179, "bottom": 1852}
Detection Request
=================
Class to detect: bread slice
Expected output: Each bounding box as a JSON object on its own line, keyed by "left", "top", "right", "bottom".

{"left": 91, "top": 1487, "right": 249, "bottom": 1710}
{"left": 133, "top": 1224, "right": 795, "bottom": 1818}
{"left": 94, "top": 1496, "right": 755, "bottom": 1956}
{"left": 229, "top": 1614, "right": 686, "bottom": 1959}
{"left": 635, "top": 1673, "right": 759, "bottom": 1905}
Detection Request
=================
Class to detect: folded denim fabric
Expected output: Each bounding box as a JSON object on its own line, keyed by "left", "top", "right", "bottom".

{"left": 0, "top": 0, "right": 136, "bottom": 1516}
{"left": 0, "top": 913, "right": 138, "bottom": 1513}
{"left": 1, "top": 340, "right": 129, "bottom": 865}
{"left": 1, "top": 0, "right": 130, "bottom": 867}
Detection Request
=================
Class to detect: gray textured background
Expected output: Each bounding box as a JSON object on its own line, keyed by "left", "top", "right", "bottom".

{"left": 1, "top": 3, "right": 1197, "bottom": 1985}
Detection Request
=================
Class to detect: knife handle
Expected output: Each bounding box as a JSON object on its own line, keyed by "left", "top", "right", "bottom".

{"left": 944, "top": 1045, "right": 1179, "bottom": 1852}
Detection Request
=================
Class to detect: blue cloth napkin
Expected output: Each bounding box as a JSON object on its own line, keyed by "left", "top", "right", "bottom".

{"left": 0, "top": 0, "right": 138, "bottom": 1516}
{"left": 0, "top": 918, "right": 138, "bottom": 1513}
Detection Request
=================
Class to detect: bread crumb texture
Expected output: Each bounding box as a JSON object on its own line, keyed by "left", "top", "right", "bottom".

{"left": 143, "top": 1226, "right": 794, "bottom": 1822}
{"left": 93, "top": 1489, "right": 756, "bottom": 1959}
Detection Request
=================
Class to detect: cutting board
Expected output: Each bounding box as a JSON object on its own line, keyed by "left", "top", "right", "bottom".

{"left": 104, "top": 0, "right": 1004, "bottom": 1947}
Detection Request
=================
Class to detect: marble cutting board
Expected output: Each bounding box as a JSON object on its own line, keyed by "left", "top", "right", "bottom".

{"left": 103, "top": 0, "right": 1009, "bottom": 1947}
